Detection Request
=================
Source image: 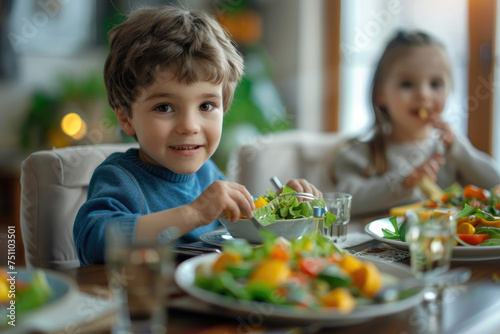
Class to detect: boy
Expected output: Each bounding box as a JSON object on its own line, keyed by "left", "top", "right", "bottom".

{"left": 73, "top": 5, "right": 320, "bottom": 265}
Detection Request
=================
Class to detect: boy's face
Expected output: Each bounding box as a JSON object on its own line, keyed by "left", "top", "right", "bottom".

{"left": 116, "top": 70, "right": 223, "bottom": 174}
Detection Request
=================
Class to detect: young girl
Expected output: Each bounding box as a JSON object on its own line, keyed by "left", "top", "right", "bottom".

{"left": 333, "top": 31, "right": 500, "bottom": 216}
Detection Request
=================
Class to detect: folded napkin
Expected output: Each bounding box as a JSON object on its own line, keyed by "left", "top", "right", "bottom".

{"left": 334, "top": 231, "right": 374, "bottom": 249}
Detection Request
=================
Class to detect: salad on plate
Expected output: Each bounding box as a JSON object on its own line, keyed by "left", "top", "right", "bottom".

{"left": 193, "top": 231, "right": 402, "bottom": 314}
{"left": 0, "top": 269, "right": 53, "bottom": 327}
{"left": 382, "top": 204, "right": 500, "bottom": 247}
{"left": 220, "top": 186, "right": 337, "bottom": 243}
{"left": 390, "top": 184, "right": 500, "bottom": 217}
{"left": 229, "top": 186, "right": 337, "bottom": 226}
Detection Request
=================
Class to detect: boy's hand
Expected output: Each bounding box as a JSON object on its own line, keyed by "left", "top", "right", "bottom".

{"left": 189, "top": 180, "right": 255, "bottom": 224}
{"left": 283, "top": 178, "right": 323, "bottom": 198}
{"left": 430, "top": 115, "right": 454, "bottom": 148}
{"left": 403, "top": 153, "right": 445, "bottom": 189}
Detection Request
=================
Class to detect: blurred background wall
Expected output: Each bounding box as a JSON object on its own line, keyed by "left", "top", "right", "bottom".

{"left": 1, "top": 0, "right": 496, "bottom": 161}
{"left": 0, "top": 0, "right": 321, "bottom": 168}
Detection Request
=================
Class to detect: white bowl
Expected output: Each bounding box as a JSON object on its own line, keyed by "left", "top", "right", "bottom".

{"left": 218, "top": 216, "right": 313, "bottom": 244}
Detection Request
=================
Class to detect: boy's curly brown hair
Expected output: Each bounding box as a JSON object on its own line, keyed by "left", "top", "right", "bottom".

{"left": 104, "top": 5, "right": 244, "bottom": 115}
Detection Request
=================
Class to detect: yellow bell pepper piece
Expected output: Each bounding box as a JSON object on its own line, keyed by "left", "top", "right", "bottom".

{"left": 476, "top": 219, "right": 500, "bottom": 229}
{"left": 416, "top": 210, "right": 432, "bottom": 222}
{"left": 456, "top": 223, "right": 475, "bottom": 235}
{"left": 249, "top": 259, "right": 291, "bottom": 287}
{"left": 253, "top": 196, "right": 269, "bottom": 210}
{"left": 351, "top": 261, "right": 382, "bottom": 298}
{"left": 0, "top": 279, "right": 9, "bottom": 303}
{"left": 319, "top": 288, "right": 356, "bottom": 313}
{"left": 339, "top": 254, "right": 363, "bottom": 275}
{"left": 212, "top": 253, "right": 243, "bottom": 272}
{"left": 225, "top": 196, "right": 269, "bottom": 220}
{"left": 389, "top": 202, "right": 424, "bottom": 216}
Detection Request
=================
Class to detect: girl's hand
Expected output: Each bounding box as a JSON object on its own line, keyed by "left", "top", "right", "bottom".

{"left": 430, "top": 115, "right": 454, "bottom": 148}
{"left": 283, "top": 178, "right": 323, "bottom": 199}
{"left": 403, "top": 153, "right": 445, "bottom": 189}
{"left": 189, "top": 180, "right": 255, "bottom": 224}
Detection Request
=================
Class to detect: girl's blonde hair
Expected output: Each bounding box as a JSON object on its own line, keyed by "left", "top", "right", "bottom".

{"left": 366, "top": 30, "right": 449, "bottom": 176}
{"left": 104, "top": 5, "right": 244, "bottom": 115}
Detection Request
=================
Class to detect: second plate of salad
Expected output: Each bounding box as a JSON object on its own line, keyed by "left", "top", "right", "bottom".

{"left": 365, "top": 214, "right": 500, "bottom": 261}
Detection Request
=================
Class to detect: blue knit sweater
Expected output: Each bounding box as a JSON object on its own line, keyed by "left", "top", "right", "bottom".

{"left": 73, "top": 148, "right": 224, "bottom": 265}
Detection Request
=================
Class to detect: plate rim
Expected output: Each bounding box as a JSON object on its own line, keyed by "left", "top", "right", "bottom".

{"left": 199, "top": 229, "right": 235, "bottom": 247}
{"left": 4, "top": 268, "right": 79, "bottom": 324}
{"left": 365, "top": 217, "right": 500, "bottom": 261}
{"left": 200, "top": 229, "right": 260, "bottom": 247}
{"left": 175, "top": 253, "right": 424, "bottom": 324}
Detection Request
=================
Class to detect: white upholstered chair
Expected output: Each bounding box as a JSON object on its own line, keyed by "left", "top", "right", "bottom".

{"left": 226, "top": 129, "right": 346, "bottom": 196}
{"left": 20, "top": 143, "right": 137, "bottom": 270}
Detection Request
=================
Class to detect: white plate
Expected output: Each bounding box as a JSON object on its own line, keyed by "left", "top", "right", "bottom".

{"left": 200, "top": 229, "right": 262, "bottom": 247}
{"left": 218, "top": 216, "right": 311, "bottom": 244}
{"left": 365, "top": 217, "right": 500, "bottom": 261}
{"left": 1, "top": 268, "right": 78, "bottom": 331}
{"left": 175, "top": 253, "right": 423, "bottom": 326}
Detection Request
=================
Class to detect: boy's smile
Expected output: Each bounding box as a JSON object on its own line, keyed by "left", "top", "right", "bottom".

{"left": 116, "top": 70, "right": 224, "bottom": 174}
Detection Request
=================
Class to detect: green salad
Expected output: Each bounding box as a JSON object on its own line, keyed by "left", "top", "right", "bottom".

{"left": 251, "top": 186, "right": 337, "bottom": 227}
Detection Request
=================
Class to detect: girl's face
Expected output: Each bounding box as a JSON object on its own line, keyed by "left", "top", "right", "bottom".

{"left": 116, "top": 70, "right": 223, "bottom": 174}
{"left": 376, "top": 45, "right": 451, "bottom": 142}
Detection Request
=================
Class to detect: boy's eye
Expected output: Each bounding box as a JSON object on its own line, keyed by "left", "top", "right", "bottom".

{"left": 400, "top": 80, "right": 413, "bottom": 88}
{"left": 199, "top": 103, "right": 214, "bottom": 112}
{"left": 154, "top": 104, "right": 173, "bottom": 113}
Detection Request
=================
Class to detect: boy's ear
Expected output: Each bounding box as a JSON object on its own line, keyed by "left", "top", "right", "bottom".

{"left": 114, "top": 108, "right": 136, "bottom": 137}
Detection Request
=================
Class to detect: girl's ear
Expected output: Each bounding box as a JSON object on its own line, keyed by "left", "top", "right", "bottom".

{"left": 115, "top": 109, "right": 136, "bottom": 137}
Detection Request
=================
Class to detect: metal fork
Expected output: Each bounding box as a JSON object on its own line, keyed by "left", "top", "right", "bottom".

{"left": 279, "top": 192, "right": 318, "bottom": 200}
{"left": 269, "top": 176, "right": 318, "bottom": 200}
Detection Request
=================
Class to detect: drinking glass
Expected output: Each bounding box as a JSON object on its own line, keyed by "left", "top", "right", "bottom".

{"left": 105, "top": 222, "right": 176, "bottom": 334}
{"left": 406, "top": 211, "right": 456, "bottom": 278}
{"left": 406, "top": 211, "right": 456, "bottom": 314}
{"left": 323, "top": 192, "right": 352, "bottom": 242}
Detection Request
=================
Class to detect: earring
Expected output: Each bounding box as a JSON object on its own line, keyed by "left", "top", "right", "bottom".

{"left": 381, "top": 119, "right": 393, "bottom": 135}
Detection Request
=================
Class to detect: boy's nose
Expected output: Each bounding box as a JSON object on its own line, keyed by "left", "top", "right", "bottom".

{"left": 176, "top": 112, "right": 201, "bottom": 134}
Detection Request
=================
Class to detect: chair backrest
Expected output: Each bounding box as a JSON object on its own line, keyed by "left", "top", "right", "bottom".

{"left": 226, "top": 129, "right": 347, "bottom": 196}
{"left": 20, "top": 143, "right": 137, "bottom": 269}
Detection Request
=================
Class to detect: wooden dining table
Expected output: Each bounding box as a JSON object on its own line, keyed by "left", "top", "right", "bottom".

{"left": 56, "top": 214, "right": 500, "bottom": 334}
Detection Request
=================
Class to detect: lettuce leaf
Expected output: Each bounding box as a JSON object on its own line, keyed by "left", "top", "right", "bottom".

{"left": 455, "top": 203, "right": 498, "bottom": 221}
{"left": 324, "top": 212, "right": 337, "bottom": 228}
{"left": 251, "top": 189, "right": 326, "bottom": 226}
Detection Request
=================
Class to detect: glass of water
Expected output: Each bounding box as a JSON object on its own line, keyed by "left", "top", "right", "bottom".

{"left": 406, "top": 211, "right": 456, "bottom": 312}
{"left": 105, "top": 222, "right": 176, "bottom": 334}
{"left": 406, "top": 211, "right": 456, "bottom": 278}
{"left": 323, "top": 192, "right": 352, "bottom": 242}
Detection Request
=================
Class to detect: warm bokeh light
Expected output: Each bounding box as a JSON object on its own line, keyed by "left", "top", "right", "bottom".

{"left": 72, "top": 121, "right": 87, "bottom": 140}
{"left": 61, "top": 112, "right": 87, "bottom": 139}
